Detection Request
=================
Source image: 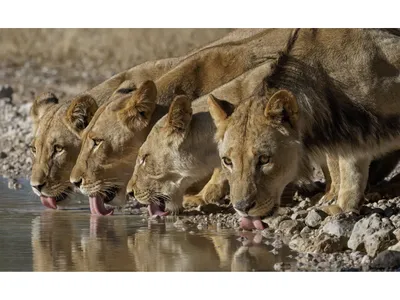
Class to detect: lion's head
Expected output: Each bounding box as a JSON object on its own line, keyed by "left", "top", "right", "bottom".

{"left": 70, "top": 80, "right": 159, "bottom": 215}
{"left": 29, "top": 81, "right": 136, "bottom": 209}
{"left": 126, "top": 95, "right": 219, "bottom": 215}
{"left": 208, "top": 90, "right": 303, "bottom": 230}
{"left": 29, "top": 92, "right": 98, "bottom": 209}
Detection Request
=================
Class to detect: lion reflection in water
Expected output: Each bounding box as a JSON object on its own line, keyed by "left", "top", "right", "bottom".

{"left": 31, "top": 211, "right": 288, "bottom": 271}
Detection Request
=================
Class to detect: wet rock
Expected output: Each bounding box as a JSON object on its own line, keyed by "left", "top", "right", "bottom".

{"left": 305, "top": 209, "right": 328, "bottom": 228}
{"left": 348, "top": 213, "right": 395, "bottom": 257}
{"left": 370, "top": 250, "right": 400, "bottom": 270}
{"left": 272, "top": 239, "right": 283, "bottom": 249}
{"left": 321, "top": 217, "right": 356, "bottom": 239}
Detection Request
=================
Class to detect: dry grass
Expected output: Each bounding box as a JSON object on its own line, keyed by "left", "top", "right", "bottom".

{"left": 0, "top": 29, "right": 232, "bottom": 71}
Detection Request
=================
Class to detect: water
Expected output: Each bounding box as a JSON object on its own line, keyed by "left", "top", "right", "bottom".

{"left": 0, "top": 177, "right": 295, "bottom": 271}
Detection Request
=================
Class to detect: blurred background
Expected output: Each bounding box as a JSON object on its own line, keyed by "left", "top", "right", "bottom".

{"left": 0, "top": 29, "right": 232, "bottom": 104}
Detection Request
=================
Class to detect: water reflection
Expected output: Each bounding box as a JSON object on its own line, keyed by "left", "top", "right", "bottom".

{"left": 31, "top": 211, "right": 294, "bottom": 271}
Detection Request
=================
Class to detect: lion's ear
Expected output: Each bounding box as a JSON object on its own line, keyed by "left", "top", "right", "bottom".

{"left": 264, "top": 90, "right": 298, "bottom": 129}
{"left": 165, "top": 95, "right": 192, "bottom": 133}
{"left": 30, "top": 92, "right": 59, "bottom": 124}
{"left": 66, "top": 94, "right": 98, "bottom": 135}
{"left": 207, "top": 94, "right": 235, "bottom": 127}
{"left": 119, "top": 80, "right": 157, "bottom": 131}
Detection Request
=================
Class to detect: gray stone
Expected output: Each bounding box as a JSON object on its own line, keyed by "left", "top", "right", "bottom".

{"left": 291, "top": 210, "right": 308, "bottom": 220}
{"left": 393, "top": 228, "right": 400, "bottom": 241}
{"left": 0, "top": 152, "right": 7, "bottom": 159}
{"left": 348, "top": 213, "right": 395, "bottom": 257}
{"left": 388, "top": 241, "right": 400, "bottom": 252}
{"left": 371, "top": 250, "right": 400, "bottom": 270}
{"left": 0, "top": 85, "right": 13, "bottom": 101}
{"left": 390, "top": 215, "right": 400, "bottom": 228}
{"left": 321, "top": 218, "right": 356, "bottom": 238}
{"left": 305, "top": 209, "right": 328, "bottom": 228}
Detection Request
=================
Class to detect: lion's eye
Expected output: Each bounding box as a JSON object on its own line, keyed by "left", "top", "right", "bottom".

{"left": 259, "top": 155, "right": 270, "bottom": 165}
{"left": 54, "top": 145, "right": 63, "bottom": 153}
{"left": 222, "top": 157, "right": 232, "bottom": 166}
{"left": 30, "top": 145, "right": 36, "bottom": 154}
{"left": 138, "top": 111, "right": 146, "bottom": 118}
{"left": 92, "top": 139, "right": 103, "bottom": 147}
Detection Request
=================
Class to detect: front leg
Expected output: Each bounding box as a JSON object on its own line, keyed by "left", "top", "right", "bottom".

{"left": 320, "top": 154, "right": 341, "bottom": 203}
{"left": 337, "top": 155, "right": 371, "bottom": 213}
{"left": 183, "top": 168, "right": 229, "bottom": 207}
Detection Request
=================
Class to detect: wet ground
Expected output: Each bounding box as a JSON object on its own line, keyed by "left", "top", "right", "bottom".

{"left": 0, "top": 177, "right": 297, "bottom": 271}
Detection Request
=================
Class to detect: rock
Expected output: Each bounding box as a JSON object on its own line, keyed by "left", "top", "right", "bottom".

{"left": 305, "top": 209, "right": 328, "bottom": 228}
{"left": 383, "top": 207, "right": 396, "bottom": 218}
{"left": 0, "top": 85, "right": 13, "bottom": 101}
{"left": 262, "top": 215, "right": 290, "bottom": 230}
{"left": 300, "top": 226, "right": 312, "bottom": 237}
{"left": 361, "top": 255, "right": 371, "bottom": 266}
{"left": 371, "top": 250, "right": 400, "bottom": 270}
{"left": 272, "top": 239, "right": 283, "bottom": 249}
{"left": 0, "top": 152, "right": 7, "bottom": 159}
{"left": 390, "top": 215, "right": 400, "bottom": 228}
{"left": 289, "top": 233, "right": 347, "bottom": 254}
{"left": 313, "top": 233, "right": 348, "bottom": 253}
{"left": 393, "top": 228, "right": 400, "bottom": 241}
{"left": 291, "top": 210, "right": 308, "bottom": 220}
{"left": 348, "top": 213, "right": 395, "bottom": 257}
{"left": 275, "top": 207, "right": 292, "bottom": 216}
{"left": 289, "top": 236, "right": 311, "bottom": 253}
{"left": 321, "top": 218, "right": 356, "bottom": 238}
{"left": 278, "top": 219, "right": 301, "bottom": 235}
{"left": 388, "top": 241, "right": 400, "bottom": 252}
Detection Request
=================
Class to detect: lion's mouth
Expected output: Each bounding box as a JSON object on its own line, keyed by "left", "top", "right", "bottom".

{"left": 88, "top": 187, "right": 118, "bottom": 216}
{"left": 148, "top": 197, "right": 169, "bottom": 217}
{"left": 40, "top": 188, "right": 71, "bottom": 210}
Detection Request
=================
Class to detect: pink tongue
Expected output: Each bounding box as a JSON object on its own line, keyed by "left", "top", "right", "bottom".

{"left": 239, "top": 216, "right": 265, "bottom": 230}
{"left": 148, "top": 203, "right": 169, "bottom": 217}
{"left": 40, "top": 196, "right": 57, "bottom": 209}
{"left": 89, "top": 196, "right": 114, "bottom": 216}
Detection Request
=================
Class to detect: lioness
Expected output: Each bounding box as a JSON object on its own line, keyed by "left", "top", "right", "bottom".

{"left": 28, "top": 28, "right": 269, "bottom": 209}
{"left": 30, "top": 58, "right": 180, "bottom": 209}
{"left": 69, "top": 29, "right": 303, "bottom": 215}
{"left": 208, "top": 29, "right": 400, "bottom": 229}
{"left": 126, "top": 62, "right": 276, "bottom": 214}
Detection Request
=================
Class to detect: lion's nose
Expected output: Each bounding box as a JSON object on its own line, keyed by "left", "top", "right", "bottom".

{"left": 32, "top": 182, "right": 46, "bottom": 192}
{"left": 72, "top": 178, "right": 83, "bottom": 188}
{"left": 127, "top": 190, "right": 135, "bottom": 198}
{"left": 234, "top": 199, "right": 256, "bottom": 214}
